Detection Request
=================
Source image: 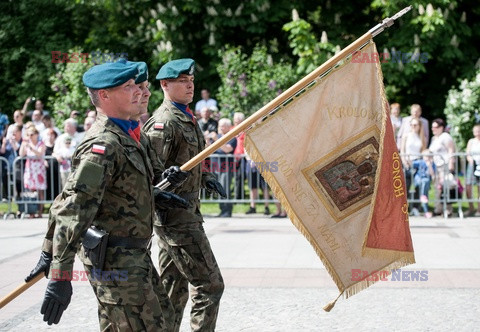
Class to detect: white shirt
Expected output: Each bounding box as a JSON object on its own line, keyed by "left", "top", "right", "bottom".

{"left": 195, "top": 98, "right": 217, "bottom": 111}
{"left": 404, "top": 133, "right": 423, "bottom": 159}
{"left": 53, "top": 132, "right": 82, "bottom": 155}
{"left": 398, "top": 116, "right": 429, "bottom": 145}
{"left": 468, "top": 138, "right": 480, "bottom": 163}
{"left": 40, "top": 126, "right": 62, "bottom": 142}
{"left": 429, "top": 132, "right": 455, "bottom": 166}
{"left": 33, "top": 120, "right": 45, "bottom": 133}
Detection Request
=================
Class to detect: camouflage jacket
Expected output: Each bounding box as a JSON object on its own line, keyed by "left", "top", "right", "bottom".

{"left": 142, "top": 100, "right": 216, "bottom": 225}
{"left": 45, "top": 112, "right": 156, "bottom": 275}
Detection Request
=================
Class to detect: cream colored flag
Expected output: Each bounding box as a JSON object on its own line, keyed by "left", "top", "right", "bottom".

{"left": 245, "top": 41, "right": 415, "bottom": 310}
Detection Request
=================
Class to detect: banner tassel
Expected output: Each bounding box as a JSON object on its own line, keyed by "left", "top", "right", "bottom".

{"left": 323, "top": 291, "right": 344, "bottom": 312}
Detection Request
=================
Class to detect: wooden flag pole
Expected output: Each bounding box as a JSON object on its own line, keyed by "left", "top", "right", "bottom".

{"left": 0, "top": 273, "right": 44, "bottom": 310}
{"left": 159, "top": 6, "right": 412, "bottom": 186}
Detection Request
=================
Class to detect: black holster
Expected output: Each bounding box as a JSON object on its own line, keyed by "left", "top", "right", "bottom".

{"left": 82, "top": 226, "right": 108, "bottom": 270}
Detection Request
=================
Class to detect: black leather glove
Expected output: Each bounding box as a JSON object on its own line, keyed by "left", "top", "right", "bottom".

{"left": 153, "top": 188, "right": 190, "bottom": 210}
{"left": 41, "top": 279, "right": 72, "bottom": 325}
{"left": 205, "top": 179, "right": 227, "bottom": 198}
{"left": 25, "top": 251, "right": 52, "bottom": 282}
{"left": 161, "top": 166, "right": 189, "bottom": 188}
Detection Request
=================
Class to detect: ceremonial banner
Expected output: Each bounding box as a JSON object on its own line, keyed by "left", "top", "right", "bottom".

{"left": 245, "top": 41, "right": 415, "bottom": 310}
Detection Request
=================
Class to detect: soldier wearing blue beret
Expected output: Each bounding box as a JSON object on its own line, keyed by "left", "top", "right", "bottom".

{"left": 143, "top": 59, "right": 226, "bottom": 331}
{"left": 29, "top": 59, "right": 190, "bottom": 330}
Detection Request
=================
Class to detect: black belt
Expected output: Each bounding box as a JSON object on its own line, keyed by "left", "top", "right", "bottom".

{"left": 108, "top": 235, "right": 152, "bottom": 249}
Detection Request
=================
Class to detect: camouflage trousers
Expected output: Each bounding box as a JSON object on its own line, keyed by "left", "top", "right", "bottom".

{"left": 81, "top": 247, "right": 175, "bottom": 331}
{"left": 154, "top": 223, "right": 224, "bottom": 332}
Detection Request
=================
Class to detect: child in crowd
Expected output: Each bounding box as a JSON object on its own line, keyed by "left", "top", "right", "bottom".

{"left": 54, "top": 136, "right": 75, "bottom": 189}
{"left": 412, "top": 149, "right": 436, "bottom": 218}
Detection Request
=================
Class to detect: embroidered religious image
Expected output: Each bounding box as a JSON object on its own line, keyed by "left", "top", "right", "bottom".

{"left": 302, "top": 129, "right": 380, "bottom": 222}
{"left": 315, "top": 137, "right": 378, "bottom": 211}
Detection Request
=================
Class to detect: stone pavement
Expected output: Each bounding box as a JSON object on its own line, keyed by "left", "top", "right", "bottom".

{"left": 1, "top": 214, "right": 480, "bottom": 331}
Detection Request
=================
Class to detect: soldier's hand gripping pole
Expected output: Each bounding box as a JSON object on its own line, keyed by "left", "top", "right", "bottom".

{"left": 155, "top": 166, "right": 189, "bottom": 190}
{"left": 0, "top": 273, "right": 44, "bottom": 309}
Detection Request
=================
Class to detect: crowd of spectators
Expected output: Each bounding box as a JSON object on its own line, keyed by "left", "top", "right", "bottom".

{"left": 0, "top": 97, "right": 96, "bottom": 218}
{"left": 4, "top": 94, "right": 475, "bottom": 219}
{"left": 391, "top": 102, "right": 479, "bottom": 218}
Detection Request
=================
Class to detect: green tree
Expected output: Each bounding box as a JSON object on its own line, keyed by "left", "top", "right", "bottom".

{"left": 216, "top": 44, "right": 298, "bottom": 118}
{"left": 444, "top": 68, "right": 480, "bottom": 150}
{"left": 0, "top": 0, "right": 88, "bottom": 115}
{"left": 48, "top": 48, "right": 92, "bottom": 127}
{"left": 283, "top": 13, "right": 337, "bottom": 76}
{"left": 370, "top": 1, "right": 480, "bottom": 118}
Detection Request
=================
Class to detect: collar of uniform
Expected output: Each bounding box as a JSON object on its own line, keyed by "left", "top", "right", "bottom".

{"left": 96, "top": 112, "right": 139, "bottom": 148}
{"left": 166, "top": 100, "right": 195, "bottom": 124}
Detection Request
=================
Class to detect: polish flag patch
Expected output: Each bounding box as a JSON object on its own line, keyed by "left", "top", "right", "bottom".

{"left": 154, "top": 122, "right": 164, "bottom": 130}
{"left": 92, "top": 144, "right": 106, "bottom": 155}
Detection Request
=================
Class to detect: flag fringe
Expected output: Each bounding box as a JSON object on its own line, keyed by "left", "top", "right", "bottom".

{"left": 324, "top": 255, "right": 415, "bottom": 311}
{"left": 245, "top": 135, "right": 345, "bottom": 293}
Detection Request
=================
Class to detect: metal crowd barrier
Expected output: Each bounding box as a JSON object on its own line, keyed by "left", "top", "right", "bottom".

{"left": 202, "top": 152, "right": 476, "bottom": 219}
{"left": 0, "top": 156, "right": 14, "bottom": 219}
{"left": 1, "top": 156, "right": 62, "bottom": 219}
{"left": 199, "top": 154, "right": 279, "bottom": 204}
{"left": 399, "top": 152, "right": 476, "bottom": 219}
{"left": 0, "top": 152, "right": 477, "bottom": 220}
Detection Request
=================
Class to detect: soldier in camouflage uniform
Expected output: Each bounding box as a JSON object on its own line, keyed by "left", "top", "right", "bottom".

{"left": 34, "top": 60, "right": 189, "bottom": 331}
{"left": 143, "top": 58, "right": 227, "bottom": 332}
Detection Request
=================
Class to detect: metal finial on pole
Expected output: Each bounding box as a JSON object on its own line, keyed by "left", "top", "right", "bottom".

{"left": 369, "top": 6, "right": 412, "bottom": 37}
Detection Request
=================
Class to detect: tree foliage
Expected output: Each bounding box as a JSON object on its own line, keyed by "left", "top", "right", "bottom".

{"left": 216, "top": 45, "right": 297, "bottom": 117}
{"left": 444, "top": 68, "right": 480, "bottom": 150}
{"left": 48, "top": 48, "right": 92, "bottom": 127}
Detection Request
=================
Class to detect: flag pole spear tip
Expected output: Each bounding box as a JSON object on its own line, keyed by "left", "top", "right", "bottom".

{"left": 369, "top": 6, "right": 413, "bottom": 38}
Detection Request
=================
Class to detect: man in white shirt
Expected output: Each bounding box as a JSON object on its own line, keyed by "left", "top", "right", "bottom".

{"left": 32, "top": 110, "right": 46, "bottom": 133}
{"left": 53, "top": 118, "right": 82, "bottom": 154}
{"left": 194, "top": 88, "right": 217, "bottom": 111}
{"left": 397, "top": 104, "right": 429, "bottom": 146}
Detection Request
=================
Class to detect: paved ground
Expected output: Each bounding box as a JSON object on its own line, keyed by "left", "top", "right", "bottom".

{"left": 1, "top": 214, "right": 480, "bottom": 331}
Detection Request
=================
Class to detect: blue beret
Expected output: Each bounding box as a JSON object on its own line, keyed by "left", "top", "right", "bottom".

{"left": 156, "top": 58, "right": 195, "bottom": 80}
{"left": 83, "top": 59, "right": 142, "bottom": 89}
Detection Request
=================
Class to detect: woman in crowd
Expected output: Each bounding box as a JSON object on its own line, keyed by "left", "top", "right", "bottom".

{"left": 400, "top": 118, "right": 426, "bottom": 215}
{"left": 1, "top": 124, "right": 23, "bottom": 201}
{"left": 429, "top": 118, "right": 456, "bottom": 217}
{"left": 43, "top": 128, "right": 60, "bottom": 200}
{"left": 465, "top": 123, "right": 480, "bottom": 217}
{"left": 19, "top": 127, "right": 46, "bottom": 218}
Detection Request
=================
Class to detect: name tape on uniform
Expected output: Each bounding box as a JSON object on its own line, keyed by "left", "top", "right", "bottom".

{"left": 154, "top": 122, "right": 164, "bottom": 130}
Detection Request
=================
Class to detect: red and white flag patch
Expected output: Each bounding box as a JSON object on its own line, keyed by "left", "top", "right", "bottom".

{"left": 92, "top": 144, "right": 106, "bottom": 155}
{"left": 154, "top": 122, "right": 164, "bottom": 130}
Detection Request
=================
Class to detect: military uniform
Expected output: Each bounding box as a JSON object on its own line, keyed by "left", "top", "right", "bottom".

{"left": 36, "top": 59, "right": 180, "bottom": 331}
{"left": 143, "top": 97, "right": 224, "bottom": 331}
{"left": 44, "top": 112, "right": 170, "bottom": 331}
